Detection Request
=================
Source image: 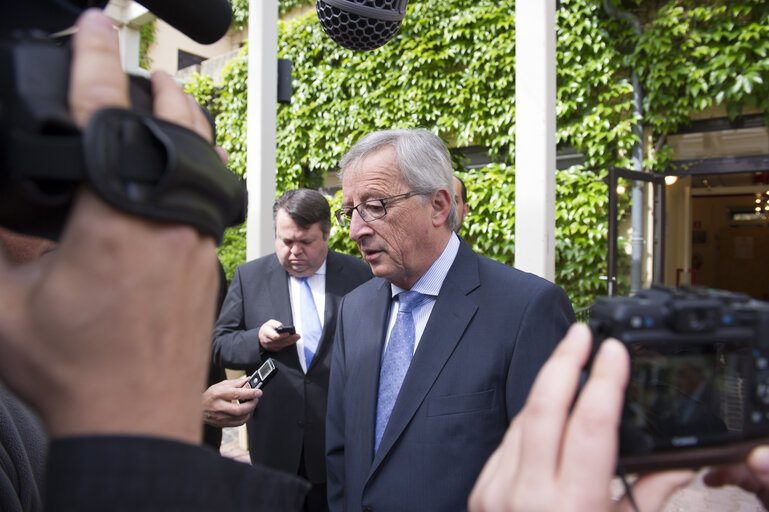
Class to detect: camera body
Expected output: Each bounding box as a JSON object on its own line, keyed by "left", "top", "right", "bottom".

{"left": 0, "top": 1, "right": 244, "bottom": 243}
{"left": 588, "top": 286, "right": 769, "bottom": 472}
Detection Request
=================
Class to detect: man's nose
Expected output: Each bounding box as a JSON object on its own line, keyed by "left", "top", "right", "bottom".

{"left": 348, "top": 208, "right": 371, "bottom": 241}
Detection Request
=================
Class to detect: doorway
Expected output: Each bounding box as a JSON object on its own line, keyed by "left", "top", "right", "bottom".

{"left": 665, "top": 171, "right": 769, "bottom": 301}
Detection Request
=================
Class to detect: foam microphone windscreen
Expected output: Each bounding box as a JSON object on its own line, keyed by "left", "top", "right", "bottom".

{"left": 135, "top": 0, "right": 233, "bottom": 45}
{"left": 316, "top": 0, "right": 408, "bottom": 52}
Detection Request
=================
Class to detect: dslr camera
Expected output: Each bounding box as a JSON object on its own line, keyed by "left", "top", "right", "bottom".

{"left": 588, "top": 285, "right": 769, "bottom": 472}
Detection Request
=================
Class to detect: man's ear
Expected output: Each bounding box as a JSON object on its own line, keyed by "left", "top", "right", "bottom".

{"left": 430, "top": 188, "right": 452, "bottom": 228}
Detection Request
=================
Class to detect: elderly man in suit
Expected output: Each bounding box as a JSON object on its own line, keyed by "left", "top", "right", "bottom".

{"left": 326, "top": 128, "right": 575, "bottom": 511}
{"left": 212, "top": 189, "right": 371, "bottom": 512}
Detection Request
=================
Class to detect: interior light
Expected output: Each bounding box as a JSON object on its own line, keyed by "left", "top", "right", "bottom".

{"left": 664, "top": 175, "right": 678, "bottom": 185}
{"left": 616, "top": 185, "right": 626, "bottom": 194}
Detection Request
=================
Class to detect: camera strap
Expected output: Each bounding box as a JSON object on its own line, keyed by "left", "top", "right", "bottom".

{"left": 7, "top": 107, "right": 246, "bottom": 244}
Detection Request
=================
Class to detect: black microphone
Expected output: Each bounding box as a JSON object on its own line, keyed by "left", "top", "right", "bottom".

{"left": 135, "top": 0, "right": 233, "bottom": 45}
{"left": 316, "top": 0, "right": 408, "bottom": 52}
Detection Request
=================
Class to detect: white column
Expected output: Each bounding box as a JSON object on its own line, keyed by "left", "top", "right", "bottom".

{"left": 245, "top": 0, "right": 278, "bottom": 261}
{"left": 514, "top": 1, "right": 556, "bottom": 281}
{"left": 104, "top": 0, "right": 152, "bottom": 74}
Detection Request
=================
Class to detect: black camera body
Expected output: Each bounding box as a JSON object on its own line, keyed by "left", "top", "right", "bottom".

{"left": 588, "top": 286, "right": 769, "bottom": 472}
{"left": 0, "top": 1, "right": 244, "bottom": 244}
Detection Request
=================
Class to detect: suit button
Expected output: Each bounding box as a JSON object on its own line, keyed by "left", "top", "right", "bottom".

{"left": 298, "top": 420, "right": 305, "bottom": 428}
{"left": 305, "top": 377, "right": 311, "bottom": 384}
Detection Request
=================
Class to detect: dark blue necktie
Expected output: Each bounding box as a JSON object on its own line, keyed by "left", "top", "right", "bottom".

{"left": 375, "top": 290, "right": 430, "bottom": 453}
{"left": 300, "top": 277, "right": 322, "bottom": 367}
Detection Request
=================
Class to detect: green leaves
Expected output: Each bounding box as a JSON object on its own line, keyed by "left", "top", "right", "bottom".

{"left": 635, "top": 0, "right": 769, "bottom": 142}
{"left": 192, "top": 0, "right": 769, "bottom": 305}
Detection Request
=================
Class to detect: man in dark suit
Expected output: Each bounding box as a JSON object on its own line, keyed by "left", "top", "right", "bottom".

{"left": 453, "top": 174, "right": 470, "bottom": 234}
{"left": 212, "top": 189, "right": 371, "bottom": 512}
{"left": 326, "top": 128, "right": 575, "bottom": 511}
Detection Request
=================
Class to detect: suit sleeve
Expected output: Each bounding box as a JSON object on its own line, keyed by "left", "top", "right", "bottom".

{"left": 505, "top": 282, "right": 575, "bottom": 418}
{"left": 211, "top": 267, "right": 264, "bottom": 370}
{"left": 325, "top": 296, "right": 348, "bottom": 512}
{"left": 45, "top": 436, "right": 309, "bottom": 511}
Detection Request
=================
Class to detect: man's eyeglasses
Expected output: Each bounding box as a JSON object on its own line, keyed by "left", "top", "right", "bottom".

{"left": 335, "top": 190, "right": 429, "bottom": 227}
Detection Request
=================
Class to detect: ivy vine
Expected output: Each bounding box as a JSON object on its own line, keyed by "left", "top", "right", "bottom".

{"left": 138, "top": 19, "right": 156, "bottom": 70}
{"left": 189, "top": 0, "right": 769, "bottom": 308}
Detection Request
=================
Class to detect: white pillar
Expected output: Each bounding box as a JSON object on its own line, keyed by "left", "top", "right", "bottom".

{"left": 245, "top": 0, "right": 278, "bottom": 261}
{"left": 514, "top": 1, "right": 556, "bottom": 281}
{"left": 104, "top": 0, "right": 153, "bottom": 74}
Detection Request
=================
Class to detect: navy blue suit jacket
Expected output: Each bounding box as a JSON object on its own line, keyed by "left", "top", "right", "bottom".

{"left": 212, "top": 250, "right": 371, "bottom": 483}
{"left": 326, "top": 241, "right": 575, "bottom": 511}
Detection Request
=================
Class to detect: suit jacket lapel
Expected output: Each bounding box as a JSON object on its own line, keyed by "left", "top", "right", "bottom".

{"left": 266, "top": 255, "right": 298, "bottom": 366}
{"left": 314, "top": 252, "right": 344, "bottom": 369}
{"left": 357, "top": 280, "right": 393, "bottom": 469}
{"left": 323, "top": 251, "right": 343, "bottom": 331}
{"left": 266, "top": 255, "right": 293, "bottom": 324}
{"left": 370, "top": 243, "right": 481, "bottom": 473}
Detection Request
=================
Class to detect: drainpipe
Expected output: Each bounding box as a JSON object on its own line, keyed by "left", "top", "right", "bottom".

{"left": 603, "top": 0, "right": 644, "bottom": 294}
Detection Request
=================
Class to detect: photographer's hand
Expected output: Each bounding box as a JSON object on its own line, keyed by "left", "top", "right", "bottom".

{"left": 0, "top": 9, "right": 219, "bottom": 444}
{"left": 704, "top": 446, "right": 769, "bottom": 506}
{"left": 468, "top": 323, "right": 693, "bottom": 512}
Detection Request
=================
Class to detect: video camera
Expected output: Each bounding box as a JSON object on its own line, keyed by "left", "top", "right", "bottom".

{"left": 0, "top": 0, "right": 244, "bottom": 243}
{"left": 588, "top": 285, "right": 769, "bottom": 472}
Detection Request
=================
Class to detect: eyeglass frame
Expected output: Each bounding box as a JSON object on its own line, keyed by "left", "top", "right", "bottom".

{"left": 334, "top": 190, "right": 431, "bottom": 227}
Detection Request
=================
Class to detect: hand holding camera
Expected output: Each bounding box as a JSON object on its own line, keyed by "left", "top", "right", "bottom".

{"left": 0, "top": 9, "right": 220, "bottom": 443}
{"left": 587, "top": 286, "right": 769, "bottom": 473}
{"left": 469, "top": 324, "right": 694, "bottom": 512}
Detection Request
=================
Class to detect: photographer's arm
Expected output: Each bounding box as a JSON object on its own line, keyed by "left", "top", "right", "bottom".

{"left": 0, "top": 9, "right": 308, "bottom": 511}
{"left": 0, "top": 9, "right": 217, "bottom": 442}
{"left": 468, "top": 324, "right": 693, "bottom": 512}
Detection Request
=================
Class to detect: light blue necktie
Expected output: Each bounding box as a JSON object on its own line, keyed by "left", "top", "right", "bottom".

{"left": 375, "top": 291, "right": 430, "bottom": 453}
{"left": 300, "top": 277, "right": 322, "bottom": 368}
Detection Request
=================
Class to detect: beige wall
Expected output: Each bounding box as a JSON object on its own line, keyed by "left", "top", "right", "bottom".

{"left": 146, "top": 20, "right": 246, "bottom": 76}
{"left": 664, "top": 177, "right": 692, "bottom": 288}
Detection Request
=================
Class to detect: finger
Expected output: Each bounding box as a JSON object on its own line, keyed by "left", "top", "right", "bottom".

{"left": 69, "top": 9, "right": 129, "bottom": 128}
{"left": 560, "top": 338, "right": 629, "bottom": 508}
{"left": 235, "top": 398, "right": 258, "bottom": 414}
{"left": 217, "top": 394, "right": 258, "bottom": 416}
{"left": 230, "top": 376, "right": 249, "bottom": 386}
{"left": 227, "top": 386, "right": 262, "bottom": 402}
{"left": 215, "top": 146, "right": 229, "bottom": 164}
{"left": 704, "top": 448, "right": 769, "bottom": 505}
{"left": 150, "top": 71, "right": 195, "bottom": 133}
{"left": 219, "top": 415, "right": 252, "bottom": 427}
{"left": 185, "top": 94, "right": 215, "bottom": 143}
{"left": 748, "top": 446, "right": 769, "bottom": 492}
{"left": 513, "top": 323, "right": 594, "bottom": 491}
{"left": 704, "top": 464, "right": 756, "bottom": 490}
{"left": 468, "top": 417, "right": 524, "bottom": 512}
{"left": 617, "top": 471, "right": 694, "bottom": 512}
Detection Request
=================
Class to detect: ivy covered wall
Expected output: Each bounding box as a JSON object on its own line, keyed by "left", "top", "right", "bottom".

{"left": 192, "top": 0, "right": 769, "bottom": 308}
